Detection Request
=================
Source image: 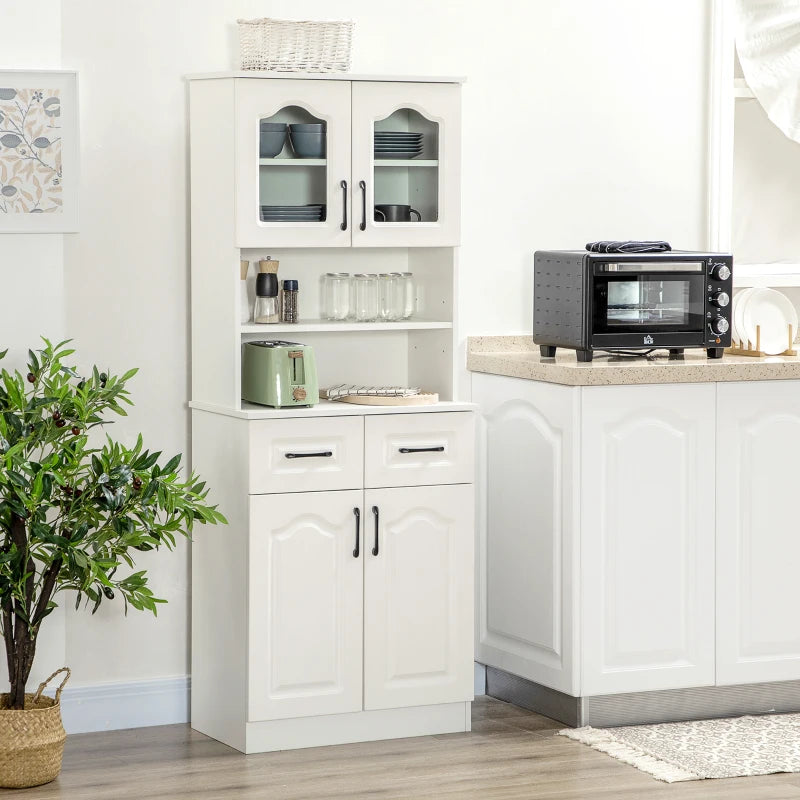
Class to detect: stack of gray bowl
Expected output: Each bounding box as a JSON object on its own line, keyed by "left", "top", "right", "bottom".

{"left": 259, "top": 122, "right": 288, "bottom": 158}
{"left": 289, "top": 123, "right": 326, "bottom": 158}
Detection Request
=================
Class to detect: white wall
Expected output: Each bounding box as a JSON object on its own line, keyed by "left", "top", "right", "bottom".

{"left": 46, "top": 0, "right": 712, "bottom": 702}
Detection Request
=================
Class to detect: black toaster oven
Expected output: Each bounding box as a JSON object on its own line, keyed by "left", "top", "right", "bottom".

{"left": 533, "top": 250, "right": 733, "bottom": 362}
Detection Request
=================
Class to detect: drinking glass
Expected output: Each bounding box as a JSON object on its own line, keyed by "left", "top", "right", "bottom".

{"left": 354, "top": 274, "right": 378, "bottom": 321}
{"left": 400, "top": 272, "right": 415, "bottom": 319}
{"left": 326, "top": 273, "right": 351, "bottom": 320}
{"left": 378, "top": 274, "right": 399, "bottom": 321}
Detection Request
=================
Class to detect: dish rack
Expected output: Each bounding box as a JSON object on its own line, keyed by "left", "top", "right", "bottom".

{"left": 321, "top": 385, "right": 439, "bottom": 406}
{"left": 725, "top": 324, "right": 797, "bottom": 357}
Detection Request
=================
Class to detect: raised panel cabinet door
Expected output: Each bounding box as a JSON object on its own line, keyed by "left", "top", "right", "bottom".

{"left": 234, "top": 78, "right": 352, "bottom": 248}
{"left": 717, "top": 381, "right": 800, "bottom": 685}
{"left": 472, "top": 374, "right": 580, "bottom": 696}
{"left": 248, "top": 490, "right": 363, "bottom": 721}
{"left": 351, "top": 81, "right": 461, "bottom": 247}
{"left": 581, "top": 384, "right": 716, "bottom": 696}
{"left": 363, "top": 485, "right": 473, "bottom": 710}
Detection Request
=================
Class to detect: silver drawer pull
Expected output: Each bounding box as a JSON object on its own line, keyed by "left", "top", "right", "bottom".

{"left": 285, "top": 451, "right": 333, "bottom": 459}
{"left": 398, "top": 446, "right": 445, "bottom": 454}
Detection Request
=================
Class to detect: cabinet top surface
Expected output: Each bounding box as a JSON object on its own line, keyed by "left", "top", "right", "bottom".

{"left": 468, "top": 336, "right": 800, "bottom": 387}
{"left": 189, "top": 399, "right": 476, "bottom": 419}
{"left": 185, "top": 71, "right": 465, "bottom": 84}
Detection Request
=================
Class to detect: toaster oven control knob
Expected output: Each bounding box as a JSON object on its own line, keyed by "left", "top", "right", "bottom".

{"left": 710, "top": 317, "right": 730, "bottom": 336}
{"left": 711, "top": 264, "right": 731, "bottom": 281}
{"left": 711, "top": 291, "right": 730, "bottom": 308}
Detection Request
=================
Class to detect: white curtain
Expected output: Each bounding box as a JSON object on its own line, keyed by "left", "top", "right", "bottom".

{"left": 735, "top": 0, "right": 800, "bottom": 142}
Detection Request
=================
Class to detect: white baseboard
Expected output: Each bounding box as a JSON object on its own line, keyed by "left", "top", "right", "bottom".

{"left": 60, "top": 676, "right": 190, "bottom": 734}
{"left": 59, "top": 669, "right": 482, "bottom": 735}
{"left": 474, "top": 662, "right": 486, "bottom": 696}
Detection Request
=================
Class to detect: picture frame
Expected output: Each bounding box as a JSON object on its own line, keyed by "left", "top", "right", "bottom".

{"left": 0, "top": 69, "right": 79, "bottom": 233}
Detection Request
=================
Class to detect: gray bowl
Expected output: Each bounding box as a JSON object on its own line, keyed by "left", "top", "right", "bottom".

{"left": 290, "top": 131, "right": 326, "bottom": 158}
{"left": 260, "top": 129, "right": 288, "bottom": 158}
{"left": 289, "top": 123, "right": 326, "bottom": 133}
{"left": 260, "top": 121, "right": 288, "bottom": 131}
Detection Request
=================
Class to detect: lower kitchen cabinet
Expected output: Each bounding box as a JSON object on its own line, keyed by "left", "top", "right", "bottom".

{"left": 248, "top": 490, "right": 364, "bottom": 722}
{"left": 191, "top": 407, "right": 475, "bottom": 753}
{"left": 716, "top": 381, "right": 800, "bottom": 685}
{"left": 364, "top": 485, "right": 474, "bottom": 710}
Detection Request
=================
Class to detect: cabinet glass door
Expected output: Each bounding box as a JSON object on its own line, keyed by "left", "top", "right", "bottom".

{"left": 351, "top": 82, "right": 461, "bottom": 247}
{"left": 235, "top": 79, "right": 351, "bottom": 248}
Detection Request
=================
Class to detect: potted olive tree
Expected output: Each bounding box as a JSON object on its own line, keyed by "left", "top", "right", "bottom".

{"left": 0, "top": 340, "right": 225, "bottom": 788}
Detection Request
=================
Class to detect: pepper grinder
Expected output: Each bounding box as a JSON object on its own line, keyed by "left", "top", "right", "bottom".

{"left": 240, "top": 260, "right": 250, "bottom": 324}
{"left": 253, "top": 273, "right": 279, "bottom": 324}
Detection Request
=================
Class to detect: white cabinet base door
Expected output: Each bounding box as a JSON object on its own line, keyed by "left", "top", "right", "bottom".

{"left": 364, "top": 485, "right": 474, "bottom": 710}
{"left": 717, "top": 381, "right": 800, "bottom": 685}
{"left": 248, "top": 491, "right": 363, "bottom": 721}
{"left": 473, "top": 375, "right": 579, "bottom": 696}
{"left": 581, "top": 384, "right": 716, "bottom": 696}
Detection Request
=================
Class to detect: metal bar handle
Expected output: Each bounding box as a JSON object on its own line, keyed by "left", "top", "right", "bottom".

{"left": 353, "top": 507, "right": 360, "bottom": 558}
{"left": 399, "top": 446, "right": 445, "bottom": 454}
{"left": 359, "top": 180, "right": 367, "bottom": 231}
{"left": 284, "top": 451, "right": 333, "bottom": 459}
{"left": 371, "top": 505, "right": 379, "bottom": 556}
{"left": 340, "top": 180, "right": 348, "bottom": 231}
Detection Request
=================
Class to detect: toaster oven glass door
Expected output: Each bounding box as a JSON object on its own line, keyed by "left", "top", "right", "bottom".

{"left": 592, "top": 274, "right": 706, "bottom": 334}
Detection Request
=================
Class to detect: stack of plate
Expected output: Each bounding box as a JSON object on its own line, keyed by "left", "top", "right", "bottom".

{"left": 732, "top": 287, "right": 798, "bottom": 355}
{"left": 374, "top": 131, "right": 423, "bottom": 160}
{"left": 260, "top": 204, "right": 325, "bottom": 222}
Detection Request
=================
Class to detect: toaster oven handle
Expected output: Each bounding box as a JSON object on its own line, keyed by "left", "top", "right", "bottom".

{"left": 398, "top": 446, "right": 445, "bottom": 454}
{"left": 284, "top": 451, "right": 333, "bottom": 459}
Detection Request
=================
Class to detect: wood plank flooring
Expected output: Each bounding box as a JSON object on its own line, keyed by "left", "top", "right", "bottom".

{"left": 10, "top": 697, "right": 800, "bottom": 799}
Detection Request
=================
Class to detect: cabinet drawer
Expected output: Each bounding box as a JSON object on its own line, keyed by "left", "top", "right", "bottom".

{"left": 249, "top": 417, "right": 363, "bottom": 494}
{"left": 364, "top": 412, "right": 474, "bottom": 488}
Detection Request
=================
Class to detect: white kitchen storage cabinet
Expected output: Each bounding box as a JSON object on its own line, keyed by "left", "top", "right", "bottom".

{"left": 474, "top": 372, "right": 800, "bottom": 725}
{"left": 187, "top": 72, "right": 473, "bottom": 754}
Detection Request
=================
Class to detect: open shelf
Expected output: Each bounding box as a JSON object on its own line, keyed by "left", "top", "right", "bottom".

{"left": 734, "top": 264, "right": 800, "bottom": 288}
{"left": 240, "top": 319, "right": 453, "bottom": 334}
{"left": 374, "top": 160, "right": 439, "bottom": 168}
{"left": 259, "top": 158, "right": 327, "bottom": 166}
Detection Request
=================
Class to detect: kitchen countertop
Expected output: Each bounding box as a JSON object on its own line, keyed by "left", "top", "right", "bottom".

{"left": 467, "top": 336, "right": 800, "bottom": 386}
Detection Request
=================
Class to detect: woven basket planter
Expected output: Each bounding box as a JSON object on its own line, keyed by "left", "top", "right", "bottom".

{"left": 238, "top": 18, "right": 354, "bottom": 73}
{"left": 0, "top": 668, "right": 70, "bottom": 789}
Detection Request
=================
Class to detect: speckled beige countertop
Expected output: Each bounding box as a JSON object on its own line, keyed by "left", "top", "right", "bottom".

{"left": 467, "top": 336, "right": 800, "bottom": 386}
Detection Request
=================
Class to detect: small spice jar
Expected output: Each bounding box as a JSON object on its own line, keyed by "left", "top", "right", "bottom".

{"left": 281, "top": 279, "right": 299, "bottom": 323}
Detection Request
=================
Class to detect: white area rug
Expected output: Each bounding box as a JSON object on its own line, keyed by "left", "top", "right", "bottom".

{"left": 560, "top": 714, "right": 800, "bottom": 782}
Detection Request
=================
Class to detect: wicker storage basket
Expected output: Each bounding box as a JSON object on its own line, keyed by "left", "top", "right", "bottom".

{"left": 0, "top": 668, "right": 70, "bottom": 789}
{"left": 238, "top": 18, "right": 353, "bottom": 73}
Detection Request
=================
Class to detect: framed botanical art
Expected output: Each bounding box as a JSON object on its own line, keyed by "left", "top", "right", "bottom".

{"left": 0, "top": 70, "right": 78, "bottom": 233}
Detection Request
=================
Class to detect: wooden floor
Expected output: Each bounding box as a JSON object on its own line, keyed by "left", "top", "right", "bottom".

{"left": 12, "top": 697, "right": 800, "bottom": 799}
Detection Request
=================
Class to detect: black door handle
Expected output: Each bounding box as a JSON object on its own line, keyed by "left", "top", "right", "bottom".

{"left": 359, "top": 180, "right": 367, "bottom": 231}
{"left": 284, "top": 451, "right": 333, "bottom": 459}
{"left": 353, "top": 507, "right": 360, "bottom": 558}
{"left": 340, "top": 180, "right": 348, "bottom": 231}
{"left": 371, "top": 505, "right": 379, "bottom": 556}
{"left": 398, "top": 446, "right": 445, "bottom": 454}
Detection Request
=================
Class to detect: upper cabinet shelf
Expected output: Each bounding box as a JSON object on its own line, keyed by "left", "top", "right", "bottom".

{"left": 225, "top": 77, "right": 461, "bottom": 249}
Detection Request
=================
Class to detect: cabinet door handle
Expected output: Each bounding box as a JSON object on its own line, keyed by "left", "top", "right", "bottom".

{"left": 359, "top": 180, "right": 367, "bottom": 231}
{"left": 340, "top": 180, "right": 348, "bottom": 231}
{"left": 398, "top": 446, "right": 445, "bottom": 454}
{"left": 284, "top": 451, "right": 333, "bottom": 459}
{"left": 353, "top": 507, "right": 360, "bottom": 558}
{"left": 371, "top": 505, "right": 379, "bottom": 556}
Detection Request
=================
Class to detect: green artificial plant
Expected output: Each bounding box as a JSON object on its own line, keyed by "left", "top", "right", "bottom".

{"left": 0, "top": 339, "right": 226, "bottom": 709}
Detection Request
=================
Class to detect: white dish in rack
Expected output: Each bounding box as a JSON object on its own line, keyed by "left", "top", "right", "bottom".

{"left": 741, "top": 287, "right": 797, "bottom": 355}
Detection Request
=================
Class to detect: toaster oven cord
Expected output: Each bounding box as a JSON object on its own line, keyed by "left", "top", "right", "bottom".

{"left": 595, "top": 348, "right": 659, "bottom": 359}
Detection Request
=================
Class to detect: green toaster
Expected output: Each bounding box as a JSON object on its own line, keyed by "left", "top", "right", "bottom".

{"left": 241, "top": 340, "right": 319, "bottom": 408}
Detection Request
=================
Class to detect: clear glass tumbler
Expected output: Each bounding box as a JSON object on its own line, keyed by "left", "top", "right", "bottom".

{"left": 400, "top": 272, "right": 415, "bottom": 319}
{"left": 326, "top": 273, "right": 351, "bottom": 321}
{"left": 354, "top": 273, "right": 378, "bottom": 321}
{"left": 378, "top": 274, "right": 399, "bottom": 321}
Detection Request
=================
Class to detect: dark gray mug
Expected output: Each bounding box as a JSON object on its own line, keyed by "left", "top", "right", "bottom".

{"left": 374, "top": 204, "right": 422, "bottom": 222}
